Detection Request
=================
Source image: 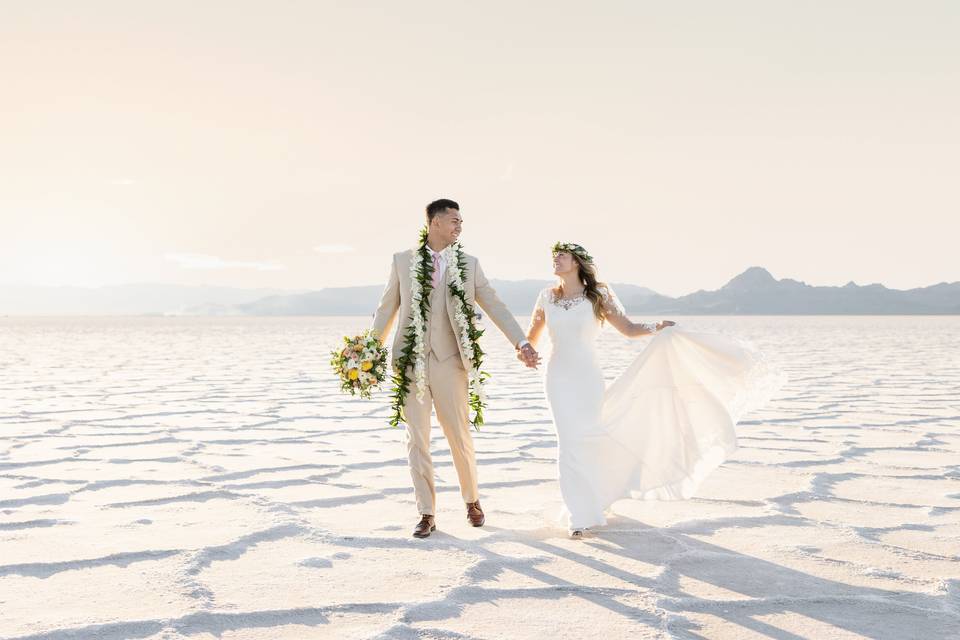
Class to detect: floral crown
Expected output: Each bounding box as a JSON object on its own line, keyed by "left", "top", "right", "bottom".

{"left": 551, "top": 241, "right": 593, "bottom": 263}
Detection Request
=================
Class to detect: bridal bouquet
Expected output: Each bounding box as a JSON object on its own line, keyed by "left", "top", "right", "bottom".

{"left": 330, "top": 330, "right": 389, "bottom": 399}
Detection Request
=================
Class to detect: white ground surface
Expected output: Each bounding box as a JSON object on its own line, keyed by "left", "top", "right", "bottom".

{"left": 1, "top": 315, "right": 958, "bottom": 639}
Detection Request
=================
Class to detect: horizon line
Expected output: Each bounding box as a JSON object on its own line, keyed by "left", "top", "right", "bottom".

{"left": 1, "top": 269, "right": 959, "bottom": 297}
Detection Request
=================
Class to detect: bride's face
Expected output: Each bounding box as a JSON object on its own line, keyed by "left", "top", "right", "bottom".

{"left": 553, "top": 251, "right": 576, "bottom": 276}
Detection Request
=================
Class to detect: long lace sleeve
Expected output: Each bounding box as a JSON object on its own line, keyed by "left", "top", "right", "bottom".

{"left": 526, "top": 288, "right": 547, "bottom": 344}
{"left": 529, "top": 289, "right": 546, "bottom": 326}
{"left": 600, "top": 285, "right": 626, "bottom": 320}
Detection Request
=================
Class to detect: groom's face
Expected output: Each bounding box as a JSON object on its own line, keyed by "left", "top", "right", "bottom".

{"left": 432, "top": 208, "right": 463, "bottom": 245}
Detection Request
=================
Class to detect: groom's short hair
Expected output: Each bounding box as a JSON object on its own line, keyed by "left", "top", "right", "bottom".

{"left": 426, "top": 198, "right": 459, "bottom": 222}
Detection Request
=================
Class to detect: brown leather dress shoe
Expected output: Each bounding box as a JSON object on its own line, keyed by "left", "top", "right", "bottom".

{"left": 412, "top": 514, "right": 436, "bottom": 538}
{"left": 466, "top": 500, "right": 485, "bottom": 527}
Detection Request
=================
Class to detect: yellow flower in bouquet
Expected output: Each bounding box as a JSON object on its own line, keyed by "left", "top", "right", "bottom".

{"left": 331, "top": 330, "right": 389, "bottom": 400}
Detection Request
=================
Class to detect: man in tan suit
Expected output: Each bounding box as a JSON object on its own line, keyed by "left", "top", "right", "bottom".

{"left": 372, "top": 198, "right": 540, "bottom": 538}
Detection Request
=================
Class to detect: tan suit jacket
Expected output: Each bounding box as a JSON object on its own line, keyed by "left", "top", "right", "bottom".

{"left": 371, "top": 249, "right": 526, "bottom": 372}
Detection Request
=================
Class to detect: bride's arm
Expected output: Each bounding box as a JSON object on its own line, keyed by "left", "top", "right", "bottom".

{"left": 606, "top": 312, "right": 668, "bottom": 338}
{"left": 525, "top": 296, "right": 546, "bottom": 348}
{"left": 601, "top": 286, "right": 674, "bottom": 338}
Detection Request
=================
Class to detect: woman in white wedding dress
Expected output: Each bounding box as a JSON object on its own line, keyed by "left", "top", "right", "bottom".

{"left": 524, "top": 242, "right": 784, "bottom": 538}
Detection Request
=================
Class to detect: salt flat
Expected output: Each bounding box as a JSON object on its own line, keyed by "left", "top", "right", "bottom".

{"left": 1, "top": 315, "right": 958, "bottom": 639}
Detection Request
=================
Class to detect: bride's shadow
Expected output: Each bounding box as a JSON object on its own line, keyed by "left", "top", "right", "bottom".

{"left": 432, "top": 514, "right": 955, "bottom": 639}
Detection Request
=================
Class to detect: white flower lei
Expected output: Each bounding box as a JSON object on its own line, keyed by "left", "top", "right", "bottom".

{"left": 407, "top": 244, "right": 429, "bottom": 402}
{"left": 442, "top": 243, "right": 488, "bottom": 413}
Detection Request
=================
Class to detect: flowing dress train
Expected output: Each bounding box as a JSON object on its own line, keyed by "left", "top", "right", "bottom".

{"left": 536, "top": 287, "right": 786, "bottom": 530}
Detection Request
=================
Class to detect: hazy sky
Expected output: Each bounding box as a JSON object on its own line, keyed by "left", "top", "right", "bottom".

{"left": 2, "top": 1, "right": 957, "bottom": 296}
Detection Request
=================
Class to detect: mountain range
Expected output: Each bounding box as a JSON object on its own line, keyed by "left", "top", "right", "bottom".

{"left": 0, "top": 284, "right": 304, "bottom": 316}
{"left": 628, "top": 267, "right": 960, "bottom": 315}
{"left": 1, "top": 268, "right": 957, "bottom": 316}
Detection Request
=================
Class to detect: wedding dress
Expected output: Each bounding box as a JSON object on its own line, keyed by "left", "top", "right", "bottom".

{"left": 533, "top": 287, "right": 785, "bottom": 531}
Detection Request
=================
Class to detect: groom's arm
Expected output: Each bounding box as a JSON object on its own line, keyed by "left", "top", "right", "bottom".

{"left": 473, "top": 259, "right": 527, "bottom": 348}
{"left": 371, "top": 253, "right": 400, "bottom": 344}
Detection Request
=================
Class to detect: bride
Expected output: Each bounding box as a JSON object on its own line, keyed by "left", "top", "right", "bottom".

{"left": 524, "top": 242, "right": 784, "bottom": 538}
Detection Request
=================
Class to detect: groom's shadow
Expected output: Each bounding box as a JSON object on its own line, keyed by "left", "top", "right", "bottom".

{"left": 407, "top": 514, "right": 956, "bottom": 639}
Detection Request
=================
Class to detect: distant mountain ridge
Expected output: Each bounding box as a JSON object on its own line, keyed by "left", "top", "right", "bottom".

{"left": 1, "top": 268, "right": 957, "bottom": 315}
{"left": 191, "top": 280, "right": 659, "bottom": 317}
{"left": 0, "top": 283, "right": 305, "bottom": 316}
{"left": 629, "top": 267, "right": 960, "bottom": 315}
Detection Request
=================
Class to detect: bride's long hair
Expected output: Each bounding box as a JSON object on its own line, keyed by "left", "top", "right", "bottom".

{"left": 556, "top": 251, "right": 611, "bottom": 325}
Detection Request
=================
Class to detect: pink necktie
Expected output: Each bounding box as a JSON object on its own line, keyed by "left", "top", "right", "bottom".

{"left": 431, "top": 252, "right": 441, "bottom": 288}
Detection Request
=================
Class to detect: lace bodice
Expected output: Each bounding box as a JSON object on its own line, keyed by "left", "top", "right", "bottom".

{"left": 531, "top": 286, "right": 628, "bottom": 355}
{"left": 532, "top": 286, "right": 626, "bottom": 319}
{"left": 548, "top": 290, "right": 588, "bottom": 311}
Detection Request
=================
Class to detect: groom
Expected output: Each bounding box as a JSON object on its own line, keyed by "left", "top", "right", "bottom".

{"left": 372, "top": 198, "right": 540, "bottom": 538}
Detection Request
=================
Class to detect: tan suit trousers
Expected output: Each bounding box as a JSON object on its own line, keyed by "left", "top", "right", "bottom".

{"left": 402, "top": 352, "right": 478, "bottom": 516}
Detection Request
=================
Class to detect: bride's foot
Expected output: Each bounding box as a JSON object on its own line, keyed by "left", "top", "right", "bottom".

{"left": 569, "top": 528, "right": 586, "bottom": 539}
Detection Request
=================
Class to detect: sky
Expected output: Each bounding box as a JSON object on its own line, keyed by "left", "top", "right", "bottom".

{"left": 2, "top": 1, "right": 958, "bottom": 297}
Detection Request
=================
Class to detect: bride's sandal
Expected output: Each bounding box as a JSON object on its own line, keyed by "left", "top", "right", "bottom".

{"left": 569, "top": 528, "right": 585, "bottom": 539}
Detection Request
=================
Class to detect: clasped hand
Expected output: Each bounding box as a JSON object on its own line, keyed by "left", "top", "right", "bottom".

{"left": 516, "top": 343, "right": 542, "bottom": 369}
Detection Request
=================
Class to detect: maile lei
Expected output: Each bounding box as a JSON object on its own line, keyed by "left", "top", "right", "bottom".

{"left": 389, "top": 227, "right": 490, "bottom": 431}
